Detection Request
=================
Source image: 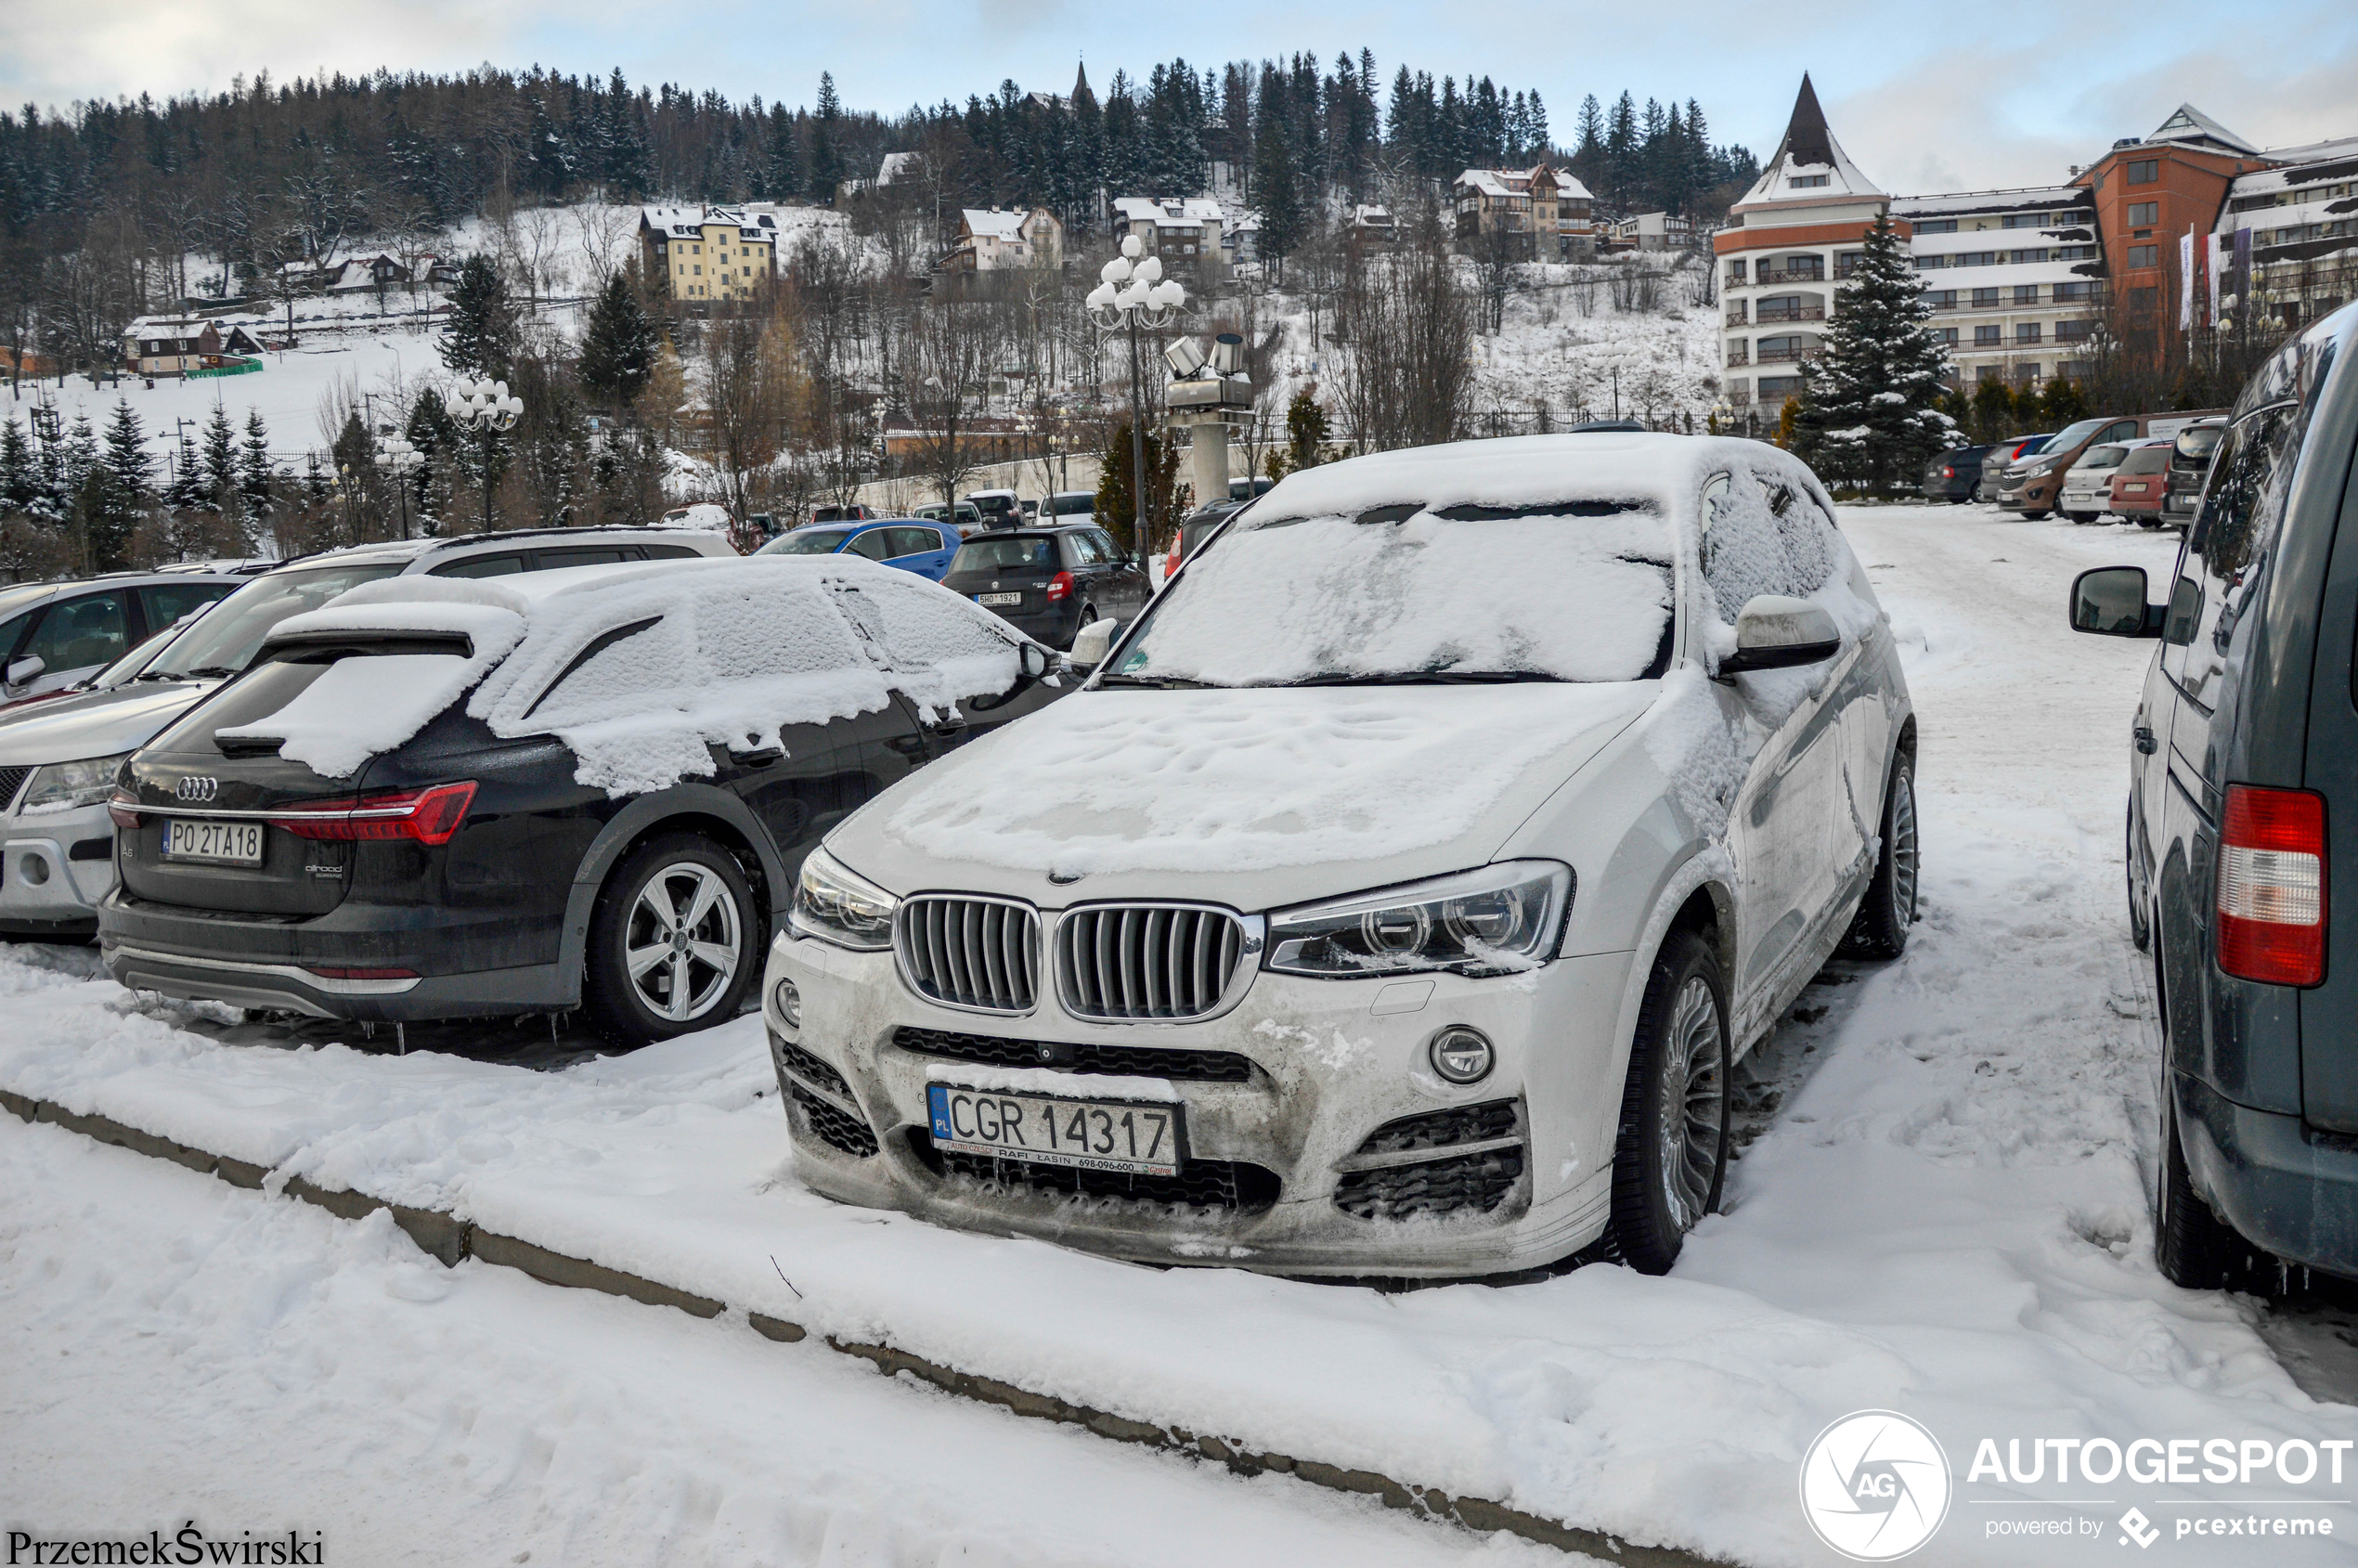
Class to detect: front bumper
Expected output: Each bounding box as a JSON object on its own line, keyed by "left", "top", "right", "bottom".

{"left": 1999, "top": 473, "right": 2059, "bottom": 511}
{"left": 2180, "top": 1072, "right": 2358, "bottom": 1279}
{"left": 763, "top": 930, "right": 1638, "bottom": 1276}
{"left": 0, "top": 799, "right": 116, "bottom": 933}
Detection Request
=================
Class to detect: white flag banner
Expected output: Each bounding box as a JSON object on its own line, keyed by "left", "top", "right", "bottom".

{"left": 2209, "top": 231, "right": 2227, "bottom": 322}
{"left": 2180, "top": 231, "right": 2196, "bottom": 330}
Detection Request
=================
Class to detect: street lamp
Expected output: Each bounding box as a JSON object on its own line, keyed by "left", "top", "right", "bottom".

{"left": 441, "top": 374, "right": 522, "bottom": 534}
{"left": 378, "top": 433, "right": 422, "bottom": 539}
{"left": 1086, "top": 236, "right": 1185, "bottom": 578}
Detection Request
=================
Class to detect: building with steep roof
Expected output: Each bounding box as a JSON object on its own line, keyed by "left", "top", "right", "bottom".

{"left": 637, "top": 205, "right": 782, "bottom": 305}
{"left": 945, "top": 207, "right": 1064, "bottom": 272}
{"left": 1451, "top": 165, "right": 1594, "bottom": 259}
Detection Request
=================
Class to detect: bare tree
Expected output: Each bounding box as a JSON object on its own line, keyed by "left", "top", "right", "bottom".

{"left": 577, "top": 203, "right": 635, "bottom": 285}
{"left": 516, "top": 205, "right": 567, "bottom": 312}
{"left": 900, "top": 299, "right": 1002, "bottom": 508}
{"left": 1331, "top": 227, "right": 1477, "bottom": 454}
{"left": 703, "top": 306, "right": 801, "bottom": 521}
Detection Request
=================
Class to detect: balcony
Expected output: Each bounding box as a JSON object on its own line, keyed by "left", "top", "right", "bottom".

{"left": 1754, "top": 345, "right": 1819, "bottom": 365}
{"left": 1755, "top": 264, "right": 1825, "bottom": 285}
{"left": 1725, "top": 345, "right": 1750, "bottom": 367}
{"left": 1725, "top": 304, "right": 1748, "bottom": 326}
{"left": 1754, "top": 302, "right": 1824, "bottom": 323}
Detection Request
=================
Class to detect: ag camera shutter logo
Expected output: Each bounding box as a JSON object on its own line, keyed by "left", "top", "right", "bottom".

{"left": 1799, "top": 1409, "right": 1952, "bottom": 1561}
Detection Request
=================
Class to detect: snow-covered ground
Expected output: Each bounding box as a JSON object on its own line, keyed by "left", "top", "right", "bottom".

{"left": 6, "top": 503, "right": 2356, "bottom": 1567}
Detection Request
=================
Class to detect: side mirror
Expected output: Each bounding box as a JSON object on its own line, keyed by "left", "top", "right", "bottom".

{"left": 1018, "top": 641, "right": 1052, "bottom": 680}
{"left": 1719, "top": 596, "right": 1840, "bottom": 675}
{"left": 1068, "top": 618, "right": 1118, "bottom": 671}
{"left": 2068, "top": 566, "right": 2163, "bottom": 638}
{"left": 5, "top": 654, "right": 43, "bottom": 689}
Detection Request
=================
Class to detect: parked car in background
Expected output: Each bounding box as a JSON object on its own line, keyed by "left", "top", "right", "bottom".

{"left": 1920, "top": 445, "right": 1991, "bottom": 504}
{"left": 2106, "top": 439, "right": 2175, "bottom": 526}
{"left": 0, "top": 572, "right": 245, "bottom": 713}
{"left": 1164, "top": 499, "right": 1251, "bottom": 580}
{"left": 2000, "top": 410, "right": 2229, "bottom": 520}
{"left": 965, "top": 490, "right": 1024, "bottom": 529}
{"left": 0, "top": 526, "right": 733, "bottom": 940}
{"left": 756, "top": 520, "right": 961, "bottom": 581}
{"left": 913, "top": 501, "right": 983, "bottom": 530}
{"left": 764, "top": 433, "right": 1917, "bottom": 1280}
{"left": 1043, "top": 491, "right": 1096, "bottom": 525}
{"left": 2161, "top": 418, "right": 2230, "bottom": 529}
{"left": 99, "top": 556, "right": 1068, "bottom": 1043}
{"left": 1228, "top": 476, "right": 1277, "bottom": 501}
{"left": 2059, "top": 441, "right": 2137, "bottom": 523}
{"left": 810, "top": 503, "right": 875, "bottom": 525}
{"left": 1976, "top": 434, "right": 2051, "bottom": 502}
{"left": 2066, "top": 301, "right": 2358, "bottom": 1293}
{"left": 941, "top": 524, "right": 1149, "bottom": 649}
{"left": 660, "top": 502, "right": 736, "bottom": 534}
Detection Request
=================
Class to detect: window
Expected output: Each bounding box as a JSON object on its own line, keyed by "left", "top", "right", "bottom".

{"left": 844, "top": 529, "right": 895, "bottom": 561}
{"left": 2015, "top": 364, "right": 2042, "bottom": 383}
{"left": 1064, "top": 531, "right": 1108, "bottom": 566}
{"left": 137, "top": 582, "right": 232, "bottom": 633}
{"left": 1788, "top": 175, "right": 1829, "bottom": 188}
{"left": 2060, "top": 244, "right": 2099, "bottom": 261}
{"left": 1915, "top": 218, "right": 1958, "bottom": 234}
{"left": 1926, "top": 289, "right": 1957, "bottom": 308}
{"left": 2129, "top": 286, "right": 2158, "bottom": 317}
{"left": 534, "top": 548, "right": 631, "bottom": 569}
{"left": 1954, "top": 251, "right": 1999, "bottom": 267}
{"left": 2128, "top": 201, "right": 2159, "bottom": 227}
{"left": 1756, "top": 375, "right": 1804, "bottom": 397}
{"left": 2127, "top": 245, "right": 2159, "bottom": 269}
{"left": 22, "top": 592, "right": 129, "bottom": 673}
{"left": 2163, "top": 402, "right": 2307, "bottom": 708}
{"left": 2002, "top": 213, "right": 2051, "bottom": 229}
{"left": 1726, "top": 260, "right": 1747, "bottom": 284}
{"left": 2009, "top": 249, "right": 2047, "bottom": 265}
{"left": 1914, "top": 255, "right": 1950, "bottom": 271}
{"left": 2055, "top": 281, "right": 2091, "bottom": 302}
{"left": 1972, "top": 288, "right": 2001, "bottom": 308}
{"left": 1937, "top": 327, "right": 1959, "bottom": 345}
{"left": 2057, "top": 319, "right": 2094, "bottom": 342}
{"left": 433, "top": 554, "right": 525, "bottom": 577}
{"left": 2127, "top": 159, "right": 2159, "bottom": 185}
{"left": 2016, "top": 323, "right": 2042, "bottom": 344}
{"left": 884, "top": 527, "right": 942, "bottom": 559}
{"left": 1975, "top": 325, "right": 2003, "bottom": 345}
{"left": 2015, "top": 284, "right": 2041, "bottom": 305}
{"left": 1084, "top": 528, "right": 1124, "bottom": 562}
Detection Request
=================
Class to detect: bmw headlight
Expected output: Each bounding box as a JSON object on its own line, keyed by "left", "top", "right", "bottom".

{"left": 18, "top": 752, "right": 132, "bottom": 815}
{"left": 789, "top": 846, "right": 899, "bottom": 951}
{"left": 1265, "top": 862, "right": 1573, "bottom": 978}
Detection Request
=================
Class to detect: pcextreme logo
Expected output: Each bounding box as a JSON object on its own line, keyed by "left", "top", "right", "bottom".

{"left": 1800, "top": 1409, "right": 1955, "bottom": 1562}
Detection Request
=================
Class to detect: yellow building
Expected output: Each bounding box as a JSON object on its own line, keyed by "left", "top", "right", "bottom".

{"left": 638, "top": 205, "right": 782, "bottom": 304}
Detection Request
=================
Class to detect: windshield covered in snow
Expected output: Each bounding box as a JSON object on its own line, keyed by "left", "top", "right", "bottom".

{"left": 1105, "top": 498, "right": 1675, "bottom": 688}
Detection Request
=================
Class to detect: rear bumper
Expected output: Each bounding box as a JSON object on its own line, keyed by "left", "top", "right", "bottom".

{"left": 2178, "top": 1071, "right": 2358, "bottom": 1279}
{"left": 975, "top": 601, "right": 1083, "bottom": 647}
{"left": 97, "top": 888, "right": 573, "bottom": 1020}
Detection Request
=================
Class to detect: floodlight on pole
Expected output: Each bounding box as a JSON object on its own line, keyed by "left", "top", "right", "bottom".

{"left": 441, "top": 375, "right": 523, "bottom": 534}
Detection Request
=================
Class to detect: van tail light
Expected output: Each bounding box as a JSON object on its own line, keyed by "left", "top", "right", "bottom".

{"left": 1045, "top": 570, "right": 1074, "bottom": 603}
{"left": 2216, "top": 784, "right": 2326, "bottom": 987}
{"left": 109, "top": 786, "right": 142, "bottom": 829}
{"left": 274, "top": 781, "right": 479, "bottom": 847}
{"left": 1942, "top": 466, "right": 1955, "bottom": 479}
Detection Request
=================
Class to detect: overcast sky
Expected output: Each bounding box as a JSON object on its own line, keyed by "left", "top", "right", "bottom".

{"left": 6, "top": 0, "right": 2353, "bottom": 195}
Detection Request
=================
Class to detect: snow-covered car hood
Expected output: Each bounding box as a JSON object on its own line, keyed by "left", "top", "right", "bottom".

{"left": 832, "top": 682, "right": 1655, "bottom": 913}
{"left": 0, "top": 680, "right": 214, "bottom": 770}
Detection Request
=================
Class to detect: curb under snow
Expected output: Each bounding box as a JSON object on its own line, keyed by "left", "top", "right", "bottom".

{"left": 0, "top": 1084, "right": 1728, "bottom": 1568}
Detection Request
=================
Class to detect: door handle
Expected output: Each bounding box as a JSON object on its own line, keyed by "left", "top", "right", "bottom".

{"left": 2133, "top": 725, "right": 2157, "bottom": 755}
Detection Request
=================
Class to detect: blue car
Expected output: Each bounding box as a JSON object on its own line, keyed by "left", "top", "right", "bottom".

{"left": 755, "top": 520, "right": 960, "bottom": 581}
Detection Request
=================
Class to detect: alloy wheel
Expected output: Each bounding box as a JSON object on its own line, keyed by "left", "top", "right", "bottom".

{"left": 623, "top": 862, "right": 742, "bottom": 1023}
{"left": 1655, "top": 975, "right": 1726, "bottom": 1234}
{"left": 1888, "top": 770, "right": 1920, "bottom": 925}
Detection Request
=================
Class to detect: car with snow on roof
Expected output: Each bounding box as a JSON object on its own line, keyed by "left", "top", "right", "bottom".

{"left": 97, "top": 555, "right": 1069, "bottom": 1045}
{"left": 1, "top": 525, "right": 733, "bottom": 940}
{"left": 763, "top": 432, "right": 1917, "bottom": 1279}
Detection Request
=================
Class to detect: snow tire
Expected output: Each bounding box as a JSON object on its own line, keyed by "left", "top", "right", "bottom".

{"left": 1843, "top": 753, "right": 1918, "bottom": 959}
{"left": 1604, "top": 928, "right": 1730, "bottom": 1276}
{"left": 2155, "top": 1079, "right": 2273, "bottom": 1296}
{"left": 582, "top": 833, "right": 759, "bottom": 1048}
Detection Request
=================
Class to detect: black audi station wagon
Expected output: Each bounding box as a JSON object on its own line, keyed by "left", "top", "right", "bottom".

{"left": 100, "top": 558, "right": 1064, "bottom": 1045}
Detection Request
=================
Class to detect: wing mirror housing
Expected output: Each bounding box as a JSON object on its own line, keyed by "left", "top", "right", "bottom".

{"left": 1018, "top": 641, "right": 1052, "bottom": 680}
{"left": 1068, "top": 618, "right": 1118, "bottom": 672}
{"left": 4, "top": 654, "right": 43, "bottom": 690}
{"left": 2068, "top": 566, "right": 2164, "bottom": 638}
{"left": 1719, "top": 596, "right": 1840, "bottom": 676}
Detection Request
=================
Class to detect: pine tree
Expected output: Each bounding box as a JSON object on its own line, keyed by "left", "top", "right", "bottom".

{"left": 808, "top": 73, "right": 844, "bottom": 203}
{"left": 238, "top": 410, "right": 276, "bottom": 537}
{"left": 164, "top": 424, "right": 205, "bottom": 512}
{"left": 0, "top": 419, "right": 35, "bottom": 512}
{"left": 1267, "top": 389, "right": 1331, "bottom": 478}
{"left": 578, "top": 266, "right": 658, "bottom": 409}
{"left": 201, "top": 404, "right": 238, "bottom": 510}
{"left": 94, "top": 402, "right": 150, "bottom": 566}
{"left": 1092, "top": 421, "right": 1181, "bottom": 555}
{"left": 1792, "top": 213, "right": 1957, "bottom": 494}
{"left": 440, "top": 254, "right": 519, "bottom": 379}
{"left": 1252, "top": 118, "right": 1305, "bottom": 277}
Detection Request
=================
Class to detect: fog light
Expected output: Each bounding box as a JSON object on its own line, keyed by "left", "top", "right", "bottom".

{"left": 772, "top": 978, "right": 801, "bottom": 1030}
{"left": 1427, "top": 1025, "right": 1493, "bottom": 1084}
{"left": 19, "top": 853, "right": 48, "bottom": 887}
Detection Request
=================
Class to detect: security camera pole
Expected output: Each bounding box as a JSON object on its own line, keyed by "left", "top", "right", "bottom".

{"left": 1086, "top": 236, "right": 1185, "bottom": 577}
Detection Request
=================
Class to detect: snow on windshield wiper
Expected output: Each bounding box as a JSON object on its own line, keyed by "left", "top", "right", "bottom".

{"left": 1093, "top": 672, "right": 1220, "bottom": 689}
{"left": 184, "top": 666, "right": 239, "bottom": 680}
{"left": 1275, "top": 670, "right": 1569, "bottom": 687}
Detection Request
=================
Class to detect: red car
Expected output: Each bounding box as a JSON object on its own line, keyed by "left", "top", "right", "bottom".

{"left": 2106, "top": 438, "right": 2174, "bottom": 527}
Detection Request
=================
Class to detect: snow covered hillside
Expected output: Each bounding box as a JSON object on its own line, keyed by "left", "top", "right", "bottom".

{"left": 5, "top": 504, "right": 2353, "bottom": 1566}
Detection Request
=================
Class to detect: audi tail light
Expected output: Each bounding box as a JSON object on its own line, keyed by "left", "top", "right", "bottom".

{"left": 274, "top": 781, "right": 479, "bottom": 846}
{"left": 2216, "top": 784, "right": 2326, "bottom": 987}
{"left": 1045, "top": 570, "right": 1074, "bottom": 603}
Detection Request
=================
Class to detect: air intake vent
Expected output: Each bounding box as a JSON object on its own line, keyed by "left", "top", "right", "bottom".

{"left": 897, "top": 896, "right": 1040, "bottom": 1014}
{"left": 1056, "top": 904, "right": 1249, "bottom": 1021}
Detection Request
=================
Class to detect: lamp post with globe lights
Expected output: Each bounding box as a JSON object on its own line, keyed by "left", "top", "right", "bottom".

{"left": 1085, "top": 236, "right": 1185, "bottom": 577}
{"left": 377, "top": 433, "right": 422, "bottom": 539}
{"left": 441, "top": 375, "right": 523, "bottom": 534}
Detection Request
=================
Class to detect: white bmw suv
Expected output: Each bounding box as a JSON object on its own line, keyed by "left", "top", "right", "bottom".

{"left": 762, "top": 434, "right": 1916, "bottom": 1278}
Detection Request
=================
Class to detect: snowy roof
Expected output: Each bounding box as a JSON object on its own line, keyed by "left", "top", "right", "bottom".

{"left": 961, "top": 209, "right": 1027, "bottom": 242}
{"left": 641, "top": 204, "right": 780, "bottom": 240}
{"left": 1453, "top": 165, "right": 1581, "bottom": 201}
{"left": 1891, "top": 186, "right": 2091, "bottom": 217}
{"left": 2144, "top": 104, "right": 2260, "bottom": 157}
{"left": 1112, "top": 196, "right": 1223, "bottom": 227}
{"left": 1734, "top": 74, "right": 1885, "bottom": 214}
{"left": 2224, "top": 136, "right": 2358, "bottom": 201}
{"left": 877, "top": 151, "right": 922, "bottom": 185}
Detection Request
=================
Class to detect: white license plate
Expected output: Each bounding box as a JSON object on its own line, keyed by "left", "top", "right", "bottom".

{"left": 976, "top": 592, "right": 1023, "bottom": 607}
{"left": 926, "top": 1084, "right": 1182, "bottom": 1177}
{"left": 162, "top": 818, "right": 264, "bottom": 865}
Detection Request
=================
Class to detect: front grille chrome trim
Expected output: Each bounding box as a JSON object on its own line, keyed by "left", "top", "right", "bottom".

{"left": 1052, "top": 902, "right": 1263, "bottom": 1024}
{"left": 893, "top": 893, "right": 1041, "bottom": 1016}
